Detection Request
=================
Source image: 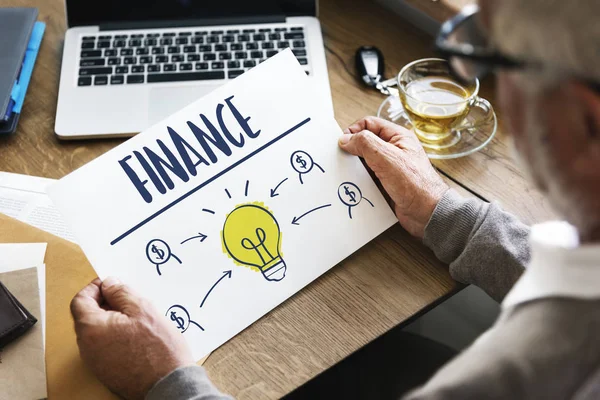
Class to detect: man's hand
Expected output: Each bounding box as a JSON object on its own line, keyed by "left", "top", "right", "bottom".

{"left": 70, "top": 277, "right": 195, "bottom": 400}
{"left": 339, "top": 116, "right": 449, "bottom": 238}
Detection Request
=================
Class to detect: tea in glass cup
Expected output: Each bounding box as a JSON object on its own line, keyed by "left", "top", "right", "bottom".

{"left": 398, "top": 58, "right": 479, "bottom": 147}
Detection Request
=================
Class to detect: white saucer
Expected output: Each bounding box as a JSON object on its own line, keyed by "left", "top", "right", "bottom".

{"left": 376, "top": 96, "right": 497, "bottom": 160}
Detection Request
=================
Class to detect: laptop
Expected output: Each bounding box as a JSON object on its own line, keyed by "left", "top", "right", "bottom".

{"left": 55, "top": 0, "right": 333, "bottom": 140}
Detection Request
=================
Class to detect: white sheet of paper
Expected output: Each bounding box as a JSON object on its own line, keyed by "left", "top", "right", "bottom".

{"left": 0, "top": 243, "right": 47, "bottom": 343}
{"left": 47, "top": 50, "right": 397, "bottom": 361}
{"left": 0, "top": 171, "right": 76, "bottom": 242}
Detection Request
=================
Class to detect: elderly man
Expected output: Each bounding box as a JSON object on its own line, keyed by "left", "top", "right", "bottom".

{"left": 69, "top": 0, "right": 600, "bottom": 398}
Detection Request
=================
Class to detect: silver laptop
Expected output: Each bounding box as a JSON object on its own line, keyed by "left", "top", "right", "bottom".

{"left": 55, "top": 0, "right": 333, "bottom": 139}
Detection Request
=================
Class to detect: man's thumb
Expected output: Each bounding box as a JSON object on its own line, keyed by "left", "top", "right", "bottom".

{"left": 101, "top": 277, "right": 142, "bottom": 315}
{"left": 338, "top": 130, "right": 383, "bottom": 160}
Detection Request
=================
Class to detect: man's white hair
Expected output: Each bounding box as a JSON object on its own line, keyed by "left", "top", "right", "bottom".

{"left": 490, "top": 0, "right": 600, "bottom": 83}
{"left": 488, "top": 0, "right": 600, "bottom": 233}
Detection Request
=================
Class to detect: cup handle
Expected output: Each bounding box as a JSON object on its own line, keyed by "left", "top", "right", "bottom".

{"left": 457, "top": 96, "right": 496, "bottom": 130}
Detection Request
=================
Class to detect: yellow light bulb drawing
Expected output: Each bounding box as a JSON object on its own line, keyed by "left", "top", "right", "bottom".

{"left": 221, "top": 202, "right": 286, "bottom": 282}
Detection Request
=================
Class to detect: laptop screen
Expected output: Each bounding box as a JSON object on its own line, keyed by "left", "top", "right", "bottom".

{"left": 67, "top": 0, "right": 317, "bottom": 28}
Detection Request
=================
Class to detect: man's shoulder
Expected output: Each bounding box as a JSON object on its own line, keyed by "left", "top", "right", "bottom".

{"left": 499, "top": 297, "right": 600, "bottom": 356}
{"left": 505, "top": 297, "right": 600, "bottom": 327}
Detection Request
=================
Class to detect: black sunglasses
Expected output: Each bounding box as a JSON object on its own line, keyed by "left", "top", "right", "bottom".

{"left": 435, "top": 4, "right": 600, "bottom": 92}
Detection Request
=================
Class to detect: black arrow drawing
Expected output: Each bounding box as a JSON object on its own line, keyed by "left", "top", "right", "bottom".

{"left": 200, "top": 270, "right": 232, "bottom": 308}
{"left": 180, "top": 233, "right": 208, "bottom": 245}
{"left": 270, "top": 177, "right": 289, "bottom": 198}
{"left": 291, "top": 204, "right": 332, "bottom": 225}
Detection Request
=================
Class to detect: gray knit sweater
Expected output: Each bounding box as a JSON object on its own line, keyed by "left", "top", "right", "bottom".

{"left": 146, "top": 190, "right": 600, "bottom": 400}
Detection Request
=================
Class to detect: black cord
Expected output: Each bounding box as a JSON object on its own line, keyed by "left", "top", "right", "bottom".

{"left": 324, "top": 43, "right": 356, "bottom": 80}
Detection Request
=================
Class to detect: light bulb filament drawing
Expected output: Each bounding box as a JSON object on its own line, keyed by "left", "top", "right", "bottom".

{"left": 241, "top": 227, "right": 277, "bottom": 267}
{"left": 222, "top": 203, "right": 286, "bottom": 282}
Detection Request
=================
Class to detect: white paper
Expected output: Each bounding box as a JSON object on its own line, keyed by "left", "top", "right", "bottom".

{"left": 0, "top": 243, "right": 47, "bottom": 343}
{"left": 0, "top": 171, "right": 76, "bottom": 242}
{"left": 48, "top": 50, "right": 397, "bottom": 361}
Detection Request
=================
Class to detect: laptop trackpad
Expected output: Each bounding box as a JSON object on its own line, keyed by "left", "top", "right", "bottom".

{"left": 148, "top": 85, "right": 216, "bottom": 125}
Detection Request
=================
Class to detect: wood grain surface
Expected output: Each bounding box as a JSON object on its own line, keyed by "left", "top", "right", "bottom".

{"left": 0, "top": 0, "right": 555, "bottom": 398}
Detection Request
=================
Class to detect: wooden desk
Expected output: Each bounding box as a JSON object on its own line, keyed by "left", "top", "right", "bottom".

{"left": 0, "top": 0, "right": 555, "bottom": 399}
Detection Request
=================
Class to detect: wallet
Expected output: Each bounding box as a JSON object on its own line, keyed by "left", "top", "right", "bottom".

{"left": 0, "top": 280, "right": 37, "bottom": 348}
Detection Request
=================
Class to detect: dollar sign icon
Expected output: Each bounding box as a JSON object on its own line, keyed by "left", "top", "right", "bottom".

{"left": 151, "top": 244, "right": 165, "bottom": 260}
{"left": 296, "top": 154, "right": 307, "bottom": 169}
{"left": 344, "top": 185, "right": 357, "bottom": 203}
{"left": 170, "top": 311, "right": 185, "bottom": 331}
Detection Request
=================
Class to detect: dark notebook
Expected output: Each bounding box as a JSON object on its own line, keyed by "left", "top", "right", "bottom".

{"left": 0, "top": 8, "right": 38, "bottom": 120}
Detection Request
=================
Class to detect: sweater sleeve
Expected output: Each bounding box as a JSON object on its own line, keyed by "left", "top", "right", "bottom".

{"left": 423, "top": 189, "right": 530, "bottom": 302}
{"left": 146, "top": 366, "right": 232, "bottom": 400}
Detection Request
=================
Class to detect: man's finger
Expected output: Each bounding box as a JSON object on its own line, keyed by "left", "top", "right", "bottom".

{"left": 345, "top": 116, "right": 415, "bottom": 143}
{"left": 338, "top": 129, "right": 390, "bottom": 162}
{"left": 70, "top": 278, "right": 105, "bottom": 321}
{"left": 101, "top": 277, "right": 144, "bottom": 316}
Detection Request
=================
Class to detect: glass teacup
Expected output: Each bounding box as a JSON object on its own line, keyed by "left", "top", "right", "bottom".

{"left": 397, "top": 58, "right": 492, "bottom": 149}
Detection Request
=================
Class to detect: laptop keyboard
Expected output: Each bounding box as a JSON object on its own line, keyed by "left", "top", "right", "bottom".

{"left": 76, "top": 26, "right": 309, "bottom": 86}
